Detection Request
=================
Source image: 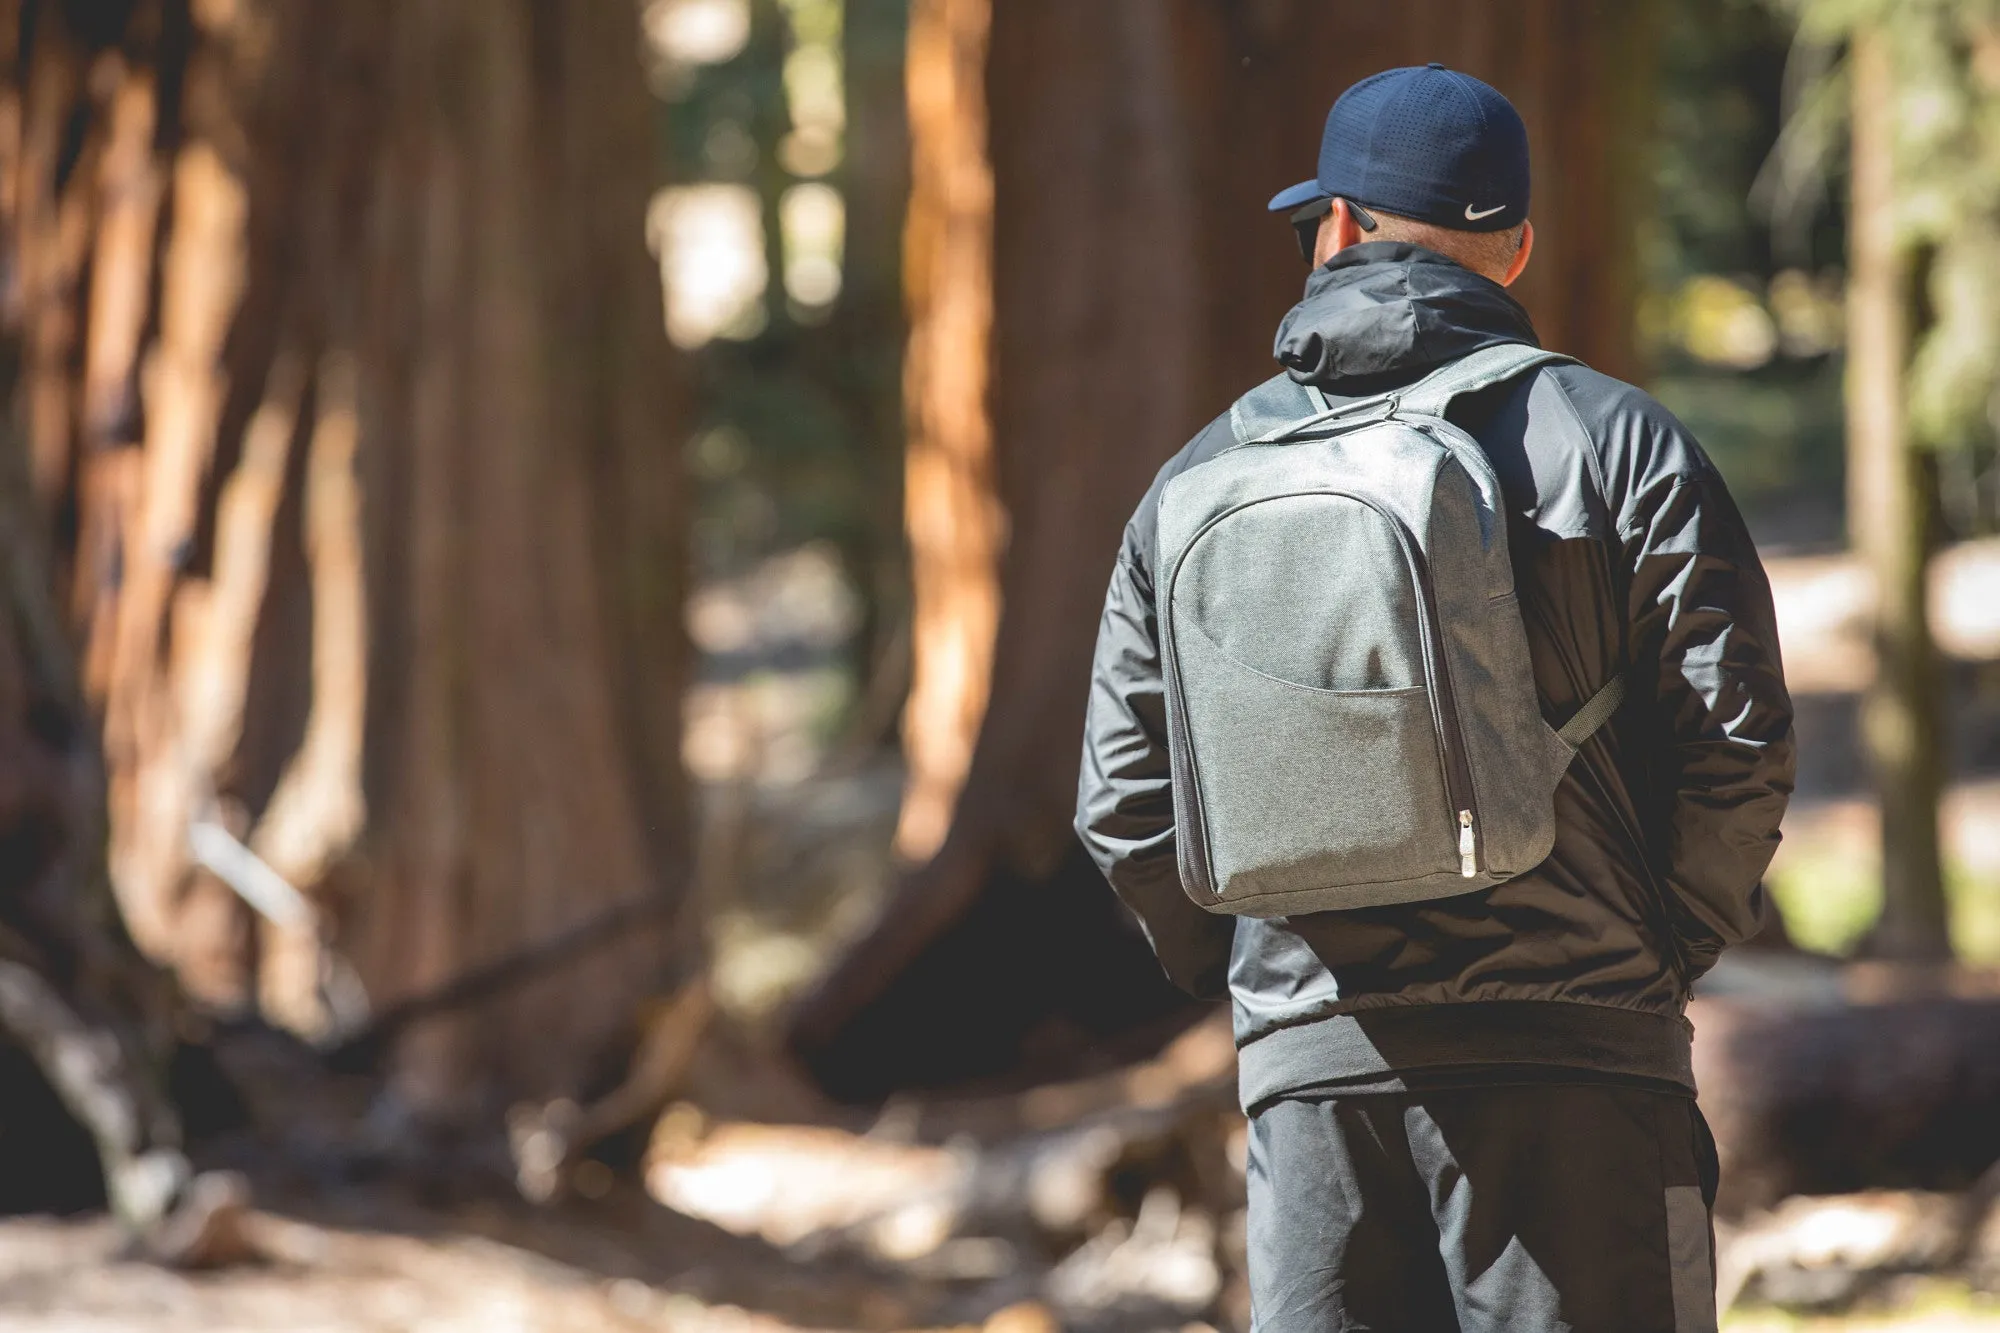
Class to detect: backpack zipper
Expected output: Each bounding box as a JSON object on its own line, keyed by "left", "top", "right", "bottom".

{"left": 1389, "top": 503, "right": 1484, "bottom": 879}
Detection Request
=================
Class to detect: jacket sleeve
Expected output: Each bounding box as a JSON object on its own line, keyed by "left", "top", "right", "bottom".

{"left": 1075, "top": 522, "right": 1235, "bottom": 999}
{"left": 1622, "top": 455, "right": 1796, "bottom": 980}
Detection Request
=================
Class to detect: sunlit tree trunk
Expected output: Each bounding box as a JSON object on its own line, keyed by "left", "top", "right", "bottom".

{"left": 892, "top": 0, "right": 997, "bottom": 864}
{"left": 1847, "top": 30, "right": 1950, "bottom": 961}
{"left": 2, "top": 0, "right": 691, "bottom": 1116}
{"left": 799, "top": 0, "right": 1659, "bottom": 1097}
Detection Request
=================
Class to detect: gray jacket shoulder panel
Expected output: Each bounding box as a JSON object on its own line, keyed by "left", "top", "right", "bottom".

{"left": 1446, "top": 362, "right": 1640, "bottom": 545}
{"left": 1125, "top": 407, "right": 1241, "bottom": 578}
{"left": 1540, "top": 363, "right": 1723, "bottom": 535}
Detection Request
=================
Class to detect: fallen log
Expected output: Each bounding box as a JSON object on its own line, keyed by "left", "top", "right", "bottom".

{"left": 326, "top": 890, "right": 689, "bottom": 1072}
{"left": 1692, "top": 963, "right": 2000, "bottom": 1215}
{"left": 644, "top": 1086, "right": 1240, "bottom": 1320}
{"left": 647, "top": 1017, "right": 1242, "bottom": 1268}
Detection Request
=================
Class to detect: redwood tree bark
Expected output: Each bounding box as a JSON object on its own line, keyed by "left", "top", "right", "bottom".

{"left": 2, "top": 0, "right": 691, "bottom": 1115}
{"left": 893, "top": 0, "right": 996, "bottom": 865}
{"left": 1846, "top": 30, "right": 1950, "bottom": 961}
{"left": 796, "top": 0, "right": 1658, "bottom": 1097}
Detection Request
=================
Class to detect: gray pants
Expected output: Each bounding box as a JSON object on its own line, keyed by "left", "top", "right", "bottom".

{"left": 1246, "top": 1083, "right": 1718, "bottom": 1333}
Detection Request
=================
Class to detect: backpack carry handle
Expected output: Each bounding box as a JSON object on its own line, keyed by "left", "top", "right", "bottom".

{"left": 1249, "top": 385, "right": 1401, "bottom": 444}
{"left": 1245, "top": 342, "right": 1576, "bottom": 447}
{"left": 1394, "top": 342, "right": 1577, "bottom": 419}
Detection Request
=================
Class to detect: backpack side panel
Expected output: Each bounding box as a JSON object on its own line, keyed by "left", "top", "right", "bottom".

{"left": 1417, "top": 428, "right": 1576, "bottom": 878}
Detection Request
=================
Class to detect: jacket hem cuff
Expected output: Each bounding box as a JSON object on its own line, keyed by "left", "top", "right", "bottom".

{"left": 1236, "top": 999, "right": 1695, "bottom": 1112}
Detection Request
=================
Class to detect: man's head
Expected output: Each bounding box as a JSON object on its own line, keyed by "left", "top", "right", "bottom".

{"left": 1270, "top": 64, "right": 1535, "bottom": 288}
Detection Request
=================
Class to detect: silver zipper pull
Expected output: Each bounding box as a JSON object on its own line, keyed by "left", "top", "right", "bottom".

{"left": 1458, "top": 809, "right": 1477, "bottom": 878}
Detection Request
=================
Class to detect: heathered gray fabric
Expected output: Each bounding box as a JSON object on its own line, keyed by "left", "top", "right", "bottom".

{"left": 1180, "top": 641, "right": 1454, "bottom": 902}
{"left": 1400, "top": 342, "right": 1575, "bottom": 417}
{"left": 1415, "top": 419, "right": 1577, "bottom": 879}
{"left": 1230, "top": 375, "right": 1321, "bottom": 442}
{"left": 1157, "top": 348, "right": 1582, "bottom": 915}
{"left": 1176, "top": 495, "right": 1422, "bottom": 690}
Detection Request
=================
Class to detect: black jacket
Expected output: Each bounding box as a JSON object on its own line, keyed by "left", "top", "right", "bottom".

{"left": 1075, "top": 244, "right": 1795, "bottom": 1110}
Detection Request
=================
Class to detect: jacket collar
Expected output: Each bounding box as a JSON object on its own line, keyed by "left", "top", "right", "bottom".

{"left": 1273, "top": 242, "right": 1541, "bottom": 387}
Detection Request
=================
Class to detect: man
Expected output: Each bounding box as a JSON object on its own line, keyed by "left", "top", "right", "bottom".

{"left": 1075, "top": 64, "right": 1794, "bottom": 1332}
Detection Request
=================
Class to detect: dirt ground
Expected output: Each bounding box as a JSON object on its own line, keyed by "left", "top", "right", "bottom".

{"left": 0, "top": 1211, "right": 675, "bottom": 1333}
{"left": 3, "top": 1206, "right": 2000, "bottom": 1332}
{"left": 0, "top": 1009, "right": 1233, "bottom": 1333}
{"left": 0, "top": 1185, "right": 996, "bottom": 1333}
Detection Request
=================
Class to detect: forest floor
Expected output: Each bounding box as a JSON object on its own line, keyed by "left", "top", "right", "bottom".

{"left": 0, "top": 1185, "right": 1035, "bottom": 1333}
{"left": 0, "top": 1210, "right": 1030, "bottom": 1331}
{"left": 3, "top": 993, "right": 2000, "bottom": 1332}
{"left": 0, "top": 1090, "right": 1229, "bottom": 1331}
{"left": 1, "top": 1195, "right": 1999, "bottom": 1331}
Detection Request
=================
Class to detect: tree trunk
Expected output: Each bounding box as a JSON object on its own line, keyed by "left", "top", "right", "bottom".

{"left": 892, "top": 0, "right": 997, "bottom": 866}
{"left": 1847, "top": 30, "right": 1951, "bottom": 962}
{"left": 2, "top": 0, "right": 691, "bottom": 1116}
{"left": 795, "top": 0, "right": 1659, "bottom": 1098}
{"left": 829, "top": 0, "right": 913, "bottom": 759}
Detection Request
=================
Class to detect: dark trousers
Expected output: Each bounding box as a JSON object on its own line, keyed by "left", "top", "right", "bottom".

{"left": 1245, "top": 1083, "right": 1719, "bottom": 1333}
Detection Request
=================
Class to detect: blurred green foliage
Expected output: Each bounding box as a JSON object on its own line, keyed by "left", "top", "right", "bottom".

{"left": 656, "top": 0, "right": 909, "bottom": 707}
{"left": 1725, "top": 1280, "right": 2000, "bottom": 1328}
{"left": 1763, "top": 0, "right": 2000, "bottom": 534}
{"left": 1768, "top": 844, "right": 2000, "bottom": 962}
{"left": 1645, "top": 0, "right": 1849, "bottom": 535}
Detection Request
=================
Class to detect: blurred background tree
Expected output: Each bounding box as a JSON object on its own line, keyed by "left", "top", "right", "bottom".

{"left": 1753, "top": 0, "right": 2000, "bottom": 959}
{"left": 0, "top": 0, "right": 691, "bottom": 1123}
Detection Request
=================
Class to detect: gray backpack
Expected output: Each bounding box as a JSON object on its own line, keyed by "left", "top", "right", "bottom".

{"left": 1158, "top": 343, "right": 1625, "bottom": 917}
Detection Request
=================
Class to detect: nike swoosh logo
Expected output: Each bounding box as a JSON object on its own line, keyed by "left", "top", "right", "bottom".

{"left": 1465, "top": 203, "right": 1507, "bottom": 221}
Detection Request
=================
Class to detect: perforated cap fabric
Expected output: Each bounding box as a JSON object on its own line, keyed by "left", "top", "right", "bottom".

{"left": 1267, "top": 64, "right": 1530, "bottom": 233}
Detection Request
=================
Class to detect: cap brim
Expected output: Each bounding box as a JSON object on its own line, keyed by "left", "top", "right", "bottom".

{"left": 1267, "top": 179, "right": 1329, "bottom": 213}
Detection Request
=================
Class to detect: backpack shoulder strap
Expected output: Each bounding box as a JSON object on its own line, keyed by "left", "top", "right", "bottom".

{"left": 1556, "top": 672, "right": 1627, "bottom": 750}
{"left": 1229, "top": 345, "right": 1578, "bottom": 446}
{"left": 1404, "top": 344, "right": 1620, "bottom": 752}
{"left": 1228, "top": 374, "right": 1323, "bottom": 444}
{"left": 1397, "top": 342, "right": 1578, "bottom": 420}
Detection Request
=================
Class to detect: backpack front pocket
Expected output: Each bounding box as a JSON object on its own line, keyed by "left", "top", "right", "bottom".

{"left": 1172, "top": 621, "right": 1458, "bottom": 906}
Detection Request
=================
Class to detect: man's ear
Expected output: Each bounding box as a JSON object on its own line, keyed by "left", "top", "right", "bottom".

{"left": 1501, "top": 221, "right": 1534, "bottom": 287}
{"left": 1314, "top": 198, "right": 1370, "bottom": 268}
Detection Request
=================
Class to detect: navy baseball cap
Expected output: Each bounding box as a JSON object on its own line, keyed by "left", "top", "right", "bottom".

{"left": 1268, "top": 63, "right": 1530, "bottom": 233}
